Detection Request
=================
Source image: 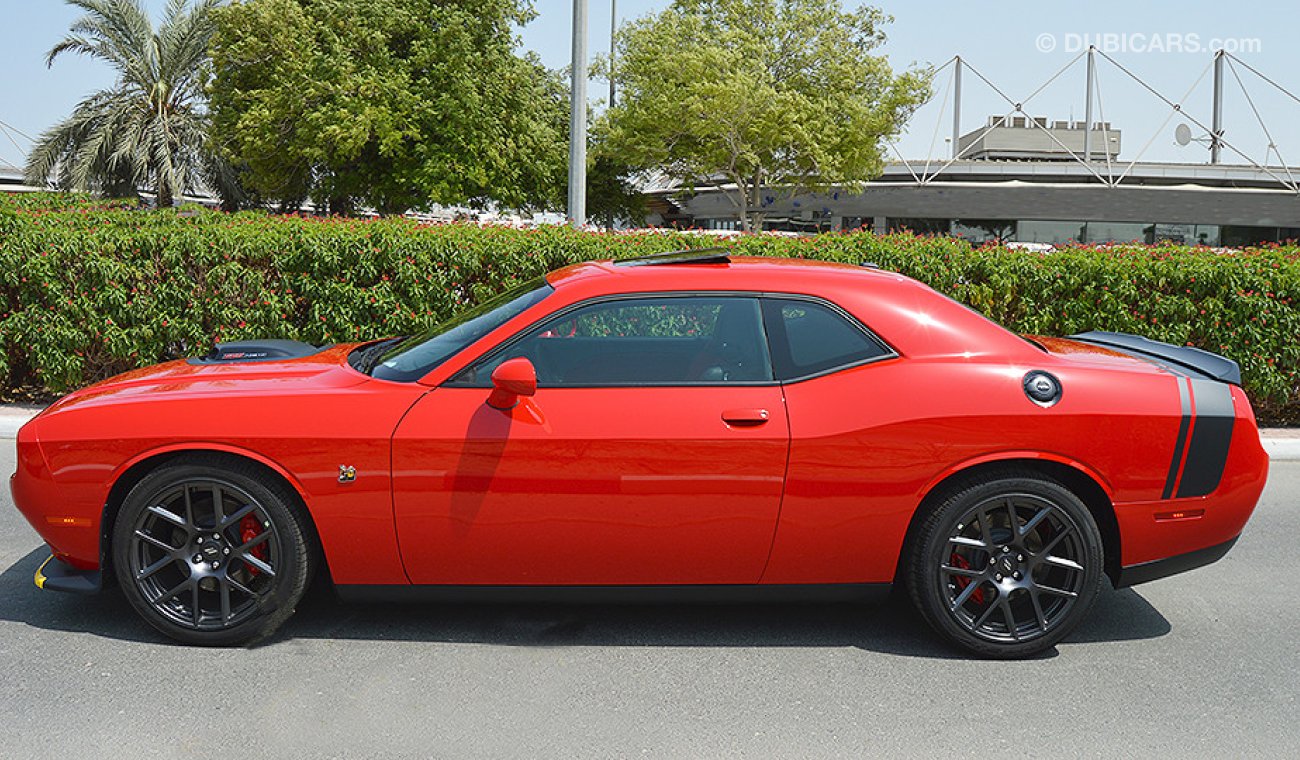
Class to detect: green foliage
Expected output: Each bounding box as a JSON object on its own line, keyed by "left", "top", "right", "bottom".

{"left": 560, "top": 300, "right": 721, "bottom": 339}
{"left": 0, "top": 192, "right": 137, "bottom": 213}
{"left": 24, "top": 0, "right": 238, "bottom": 209}
{"left": 1, "top": 194, "right": 1297, "bottom": 423}
{"left": 600, "top": 0, "right": 931, "bottom": 231}
{"left": 209, "top": 0, "right": 568, "bottom": 214}
{"left": 585, "top": 138, "right": 647, "bottom": 230}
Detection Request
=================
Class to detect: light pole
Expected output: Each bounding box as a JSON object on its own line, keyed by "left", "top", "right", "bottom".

{"left": 609, "top": 0, "right": 617, "bottom": 108}
{"left": 568, "top": 0, "right": 589, "bottom": 227}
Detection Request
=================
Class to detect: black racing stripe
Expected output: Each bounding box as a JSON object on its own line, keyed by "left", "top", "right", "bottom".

{"left": 1177, "top": 379, "right": 1235, "bottom": 498}
{"left": 1162, "top": 378, "right": 1191, "bottom": 500}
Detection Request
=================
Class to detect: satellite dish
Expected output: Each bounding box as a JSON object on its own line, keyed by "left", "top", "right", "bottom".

{"left": 1174, "top": 123, "right": 1193, "bottom": 146}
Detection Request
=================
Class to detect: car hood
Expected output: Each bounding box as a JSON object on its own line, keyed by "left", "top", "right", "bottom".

{"left": 40, "top": 343, "right": 367, "bottom": 417}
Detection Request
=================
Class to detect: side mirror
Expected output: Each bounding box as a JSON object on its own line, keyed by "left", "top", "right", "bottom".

{"left": 487, "top": 357, "right": 537, "bottom": 409}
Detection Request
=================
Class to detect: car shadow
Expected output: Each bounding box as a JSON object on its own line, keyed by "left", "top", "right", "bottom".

{"left": 0, "top": 546, "right": 1171, "bottom": 659}
{"left": 0, "top": 547, "right": 157, "bottom": 644}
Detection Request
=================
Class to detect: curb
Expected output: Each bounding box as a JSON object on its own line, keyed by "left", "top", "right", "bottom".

{"left": 0, "top": 407, "right": 43, "bottom": 439}
{"left": 3, "top": 405, "right": 1300, "bottom": 460}
{"left": 1261, "top": 438, "right": 1300, "bottom": 462}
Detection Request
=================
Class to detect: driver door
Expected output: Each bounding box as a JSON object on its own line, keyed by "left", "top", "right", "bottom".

{"left": 391, "top": 295, "right": 790, "bottom": 585}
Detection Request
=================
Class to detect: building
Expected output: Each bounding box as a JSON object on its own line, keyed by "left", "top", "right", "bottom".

{"left": 0, "top": 158, "right": 36, "bottom": 193}
{"left": 958, "top": 115, "right": 1120, "bottom": 162}
{"left": 648, "top": 152, "right": 1300, "bottom": 247}
{"left": 645, "top": 51, "right": 1300, "bottom": 247}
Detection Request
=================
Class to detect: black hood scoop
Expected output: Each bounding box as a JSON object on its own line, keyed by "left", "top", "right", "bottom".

{"left": 191, "top": 339, "right": 324, "bottom": 364}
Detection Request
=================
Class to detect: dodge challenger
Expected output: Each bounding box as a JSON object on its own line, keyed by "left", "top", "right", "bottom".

{"left": 10, "top": 251, "right": 1268, "bottom": 657}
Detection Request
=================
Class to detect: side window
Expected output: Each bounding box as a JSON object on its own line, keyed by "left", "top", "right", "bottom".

{"left": 763, "top": 298, "right": 891, "bottom": 380}
{"left": 454, "top": 296, "right": 773, "bottom": 386}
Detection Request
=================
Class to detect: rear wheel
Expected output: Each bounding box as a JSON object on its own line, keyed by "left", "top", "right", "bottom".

{"left": 112, "top": 457, "right": 315, "bottom": 645}
{"left": 907, "top": 472, "right": 1104, "bottom": 658}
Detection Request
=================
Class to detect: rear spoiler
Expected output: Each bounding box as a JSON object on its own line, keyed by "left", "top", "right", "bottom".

{"left": 1068, "top": 331, "right": 1241, "bottom": 385}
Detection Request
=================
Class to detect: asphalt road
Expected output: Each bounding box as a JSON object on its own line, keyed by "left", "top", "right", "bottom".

{"left": 2, "top": 446, "right": 1297, "bottom": 759}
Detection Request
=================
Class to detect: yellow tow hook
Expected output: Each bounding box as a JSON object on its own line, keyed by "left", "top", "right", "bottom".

{"left": 34, "top": 555, "right": 53, "bottom": 589}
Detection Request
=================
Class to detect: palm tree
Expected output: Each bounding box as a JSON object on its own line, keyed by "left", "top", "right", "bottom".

{"left": 25, "top": 0, "right": 238, "bottom": 208}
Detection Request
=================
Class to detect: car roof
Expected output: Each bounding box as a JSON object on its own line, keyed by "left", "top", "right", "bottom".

{"left": 545, "top": 255, "right": 912, "bottom": 295}
{"left": 541, "top": 255, "right": 1040, "bottom": 362}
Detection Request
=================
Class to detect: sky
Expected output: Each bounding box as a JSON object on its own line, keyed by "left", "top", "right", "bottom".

{"left": 3, "top": 0, "right": 1299, "bottom": 172}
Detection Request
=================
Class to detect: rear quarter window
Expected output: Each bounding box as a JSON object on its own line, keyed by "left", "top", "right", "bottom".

{"left": 763, "top": 298, "right": 892, "bottom": 380}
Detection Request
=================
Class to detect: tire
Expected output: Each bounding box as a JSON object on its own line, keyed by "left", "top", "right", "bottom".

{"left": 906, "top": 470, "right": 1104, "bottom": 658}
{"left": 111, "top": 455, "right": 317, "bottom": 646}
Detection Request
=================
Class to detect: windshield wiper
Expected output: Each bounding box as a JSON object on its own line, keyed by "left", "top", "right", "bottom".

{"left": 354, "top": 336, "right": 405, "bottom": 375}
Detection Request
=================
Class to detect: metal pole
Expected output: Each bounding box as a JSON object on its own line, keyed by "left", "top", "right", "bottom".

{"left": 951, "top": 56, "right": 962, "bottom": 159}
{"left": 1211, "top": 49, "right": 1224, "bottom": 164}
{"left": 609, "top": 0, "right": 617, "bottom": 107}
{"left": 568, "top": 0, "right": 589, "bottom": 226}
{"left": 1083, "top": 46, "right": 1095, "bottom": 162}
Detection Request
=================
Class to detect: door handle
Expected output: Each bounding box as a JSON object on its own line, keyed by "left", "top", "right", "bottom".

{"left": 722, "top": 408, "right": 770, "bottom": 426}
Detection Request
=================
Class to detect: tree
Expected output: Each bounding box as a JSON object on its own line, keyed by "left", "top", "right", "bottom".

{"left": 25, "top": 0, "right": 239, "bottom": 208}
{"left": 209, "top": 0, "right": 567, "bottom": 215}
{"left": 586, "top": 124, "right": 647, "bottom": 229}
{"left": 601, "top": 0, "right": 930, "bottom": 232}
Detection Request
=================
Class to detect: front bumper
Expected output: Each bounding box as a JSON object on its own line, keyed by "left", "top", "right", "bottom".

{"left": 11, "top": 417, "right": 102, "bottom": 569}
{"left": 34, "top": 553, "right": 102, "bottom": 594}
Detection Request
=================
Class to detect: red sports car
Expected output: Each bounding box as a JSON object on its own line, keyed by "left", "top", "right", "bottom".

{"left": 10, "top": 251, "right": 1268, "bottom": 657}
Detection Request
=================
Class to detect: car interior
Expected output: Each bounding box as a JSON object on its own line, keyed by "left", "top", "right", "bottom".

{"left": 463, "top": 297, "right": 774, "bottom": 386}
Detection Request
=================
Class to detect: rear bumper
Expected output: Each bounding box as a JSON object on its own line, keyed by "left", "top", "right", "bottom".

{"left": 1115, "top": 535, "right": 1238, "bottom": 588}
{"left": 1115, "top": 383, "right": 1267, "bottom": 574}
{"left": 34, "top": 553, "right": 103, "bottom": 594}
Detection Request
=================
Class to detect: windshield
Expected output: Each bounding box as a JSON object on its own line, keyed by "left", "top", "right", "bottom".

{"left": 370, "top": 279, "right": 553, "bottom": 382}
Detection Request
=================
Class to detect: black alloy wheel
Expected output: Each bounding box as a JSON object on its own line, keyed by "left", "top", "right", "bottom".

{"left": 908, "top": 472, "right": 1104, "bottom": 658}
{"left": 112, "top": 456, "right": 315, "bottom": 645}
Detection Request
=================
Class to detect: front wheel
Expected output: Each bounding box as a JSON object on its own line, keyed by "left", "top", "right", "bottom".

{"left": 907, "top": 472, "right": 1104, "bottom": 658}
{"left": 112, "top": 456, "right": 316, "bottom": 645}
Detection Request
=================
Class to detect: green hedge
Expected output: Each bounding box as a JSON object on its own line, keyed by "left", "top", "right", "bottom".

{"left": 3, "top": 193, "right": 1298, "bottom": 423}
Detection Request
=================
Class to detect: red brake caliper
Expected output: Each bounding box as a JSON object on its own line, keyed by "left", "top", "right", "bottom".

{"left": 239, "top": 514, "right": 268, "bottom": 577}
{"left": 949, "top": 552, "right": 986, "bottom": 605}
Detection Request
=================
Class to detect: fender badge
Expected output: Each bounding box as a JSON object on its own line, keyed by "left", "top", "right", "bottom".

{"left": 338, "top": 465, "right": 357, "bottom": 483}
